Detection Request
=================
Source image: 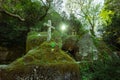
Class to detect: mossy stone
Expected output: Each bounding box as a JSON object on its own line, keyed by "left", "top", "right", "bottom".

{"left": 26, "top": 32, "right": 47, "bottom": 52}
{"left": 1, "top": 41, "right": 80, "bottom": 80}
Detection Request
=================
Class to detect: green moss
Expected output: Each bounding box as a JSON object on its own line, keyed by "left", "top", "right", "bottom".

{"left": 1, "top": 40, "right": 80, "bottom": 80}
{"left": 26, "top": 32, "right": 47, "bottom": 52}
{"left": 50, "top": 42, "right": 56, "bottom": 48}
{"left": 8, "top": 41, "right": 76, "bottom": 70}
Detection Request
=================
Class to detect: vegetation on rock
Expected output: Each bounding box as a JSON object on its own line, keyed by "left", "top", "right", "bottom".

{"left": 0, "top": 41, "right": 80, "bottom": 80}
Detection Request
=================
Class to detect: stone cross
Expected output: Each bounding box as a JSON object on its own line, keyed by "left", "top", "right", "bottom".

{"left": 44, "top": 20, "right": 55, "bottom": 41}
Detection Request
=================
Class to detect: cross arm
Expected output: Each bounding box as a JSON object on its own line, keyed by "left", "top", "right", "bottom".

{"left": 50, "top": 26, "right": 55, "bottom": 29}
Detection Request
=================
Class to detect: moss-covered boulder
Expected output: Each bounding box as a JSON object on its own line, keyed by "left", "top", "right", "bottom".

{"left": 1, "top": 41, "right": 80, "bottom": 80}
{"left": 26, "top": 32, "right": 47, "bottom": 52}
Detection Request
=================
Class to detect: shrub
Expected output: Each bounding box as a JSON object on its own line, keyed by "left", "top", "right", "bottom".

{"left": 80, "top": 57, "right": 120, "bottom": 80}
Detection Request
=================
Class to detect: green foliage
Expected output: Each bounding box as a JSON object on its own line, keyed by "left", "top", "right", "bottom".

{"left": 100, "top": 9, "right": 114, "bottom": 25}
{"left": 44, "top": 10, "right": 63, "bottom": 30}
{"left": 0, "top": 16, "right": 27, "bottom": 47}
{"left": 102, "top": 0, "right": 120, "bottom": 50}
{"left": 80, "top": 37, "right": 119, "bottom": 80}
{"left": 80, "top": 62, "right": 92, "bottom": 80}
{"left": 30, "top": 10, "right": 63, "bottom": 32}
{"left": 69, "top": 14, "right": 83, "bottom": 35}
{"left": 50, "top": 42, "right": 56, "bottom": 48}
{"left": 52, "top": 31, "right": 62, "bottom": 47}
{"left": 66, "top": 0, "right": 103, "bottom": 36}
{"left": 0, "top": 0, "right": 50, "bottom": 47}
{"left": 92, "top": 58, "right": 120, "bottom": 80}
{"left": 23, "top": 0, "right": 44, "bottom": 25}
{"left": 2, "top": 0, "right": 43, "bottom": 24}
{"left": 80, "top": 57, "right": 120, "bottom": 80}
{"left": 26, "top": 31, "right": 47, "bottom": 52}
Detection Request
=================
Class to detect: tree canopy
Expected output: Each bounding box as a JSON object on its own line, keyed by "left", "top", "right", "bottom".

{"left": 0, "top": 0, "right": 120, "bottom": 51}
{"left": 102, "top": 0, "right": 120, "bottom": 50}
{"left": 65, "top": 0, "right": 103, "bottom": 36}
{"left": 0, "top": 0, "right": 51, "bottom": 47}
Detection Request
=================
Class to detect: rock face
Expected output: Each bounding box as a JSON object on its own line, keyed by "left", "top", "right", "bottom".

{"left": 77, "top": 33, "right": 98, "bottom": 61}
{"left": 1, "top": 64, "right": 80, "bottom": 80}
{"left": 0, "top": 41, "right": 80, "bottom": 80}
{"left": 62, "top": 33, "right": 98, "bottom": 61}
{"left": 62, "top": 35, "right": 79, "bottom": 59}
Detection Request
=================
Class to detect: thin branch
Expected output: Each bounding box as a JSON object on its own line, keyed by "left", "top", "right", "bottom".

{"left": 0, "top": 9, "right": 25, "bottom": 21}
{"left": 41, "top": 0, "right": 46, "bottom": 6}
{"left": 39, "top": 6, "right": 50, "bottom": 21}
{"left": 78, "top": 0, "right": 94, "bottom": 28}
{"left": 92, "top": 15, "right": 95, "bottom": 27}
{"left": 77, "top": 13, "right": 85, "bottom": 17}
{"left": 39, "top": 0, "right": 51, "bottom": 21}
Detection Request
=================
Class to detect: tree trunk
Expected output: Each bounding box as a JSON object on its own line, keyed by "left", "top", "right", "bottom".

{"left": 90, "top": 26, "right": 96, "bottom": 37}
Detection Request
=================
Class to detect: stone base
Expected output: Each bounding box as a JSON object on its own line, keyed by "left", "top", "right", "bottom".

{"left": 0, "top": 63, "right": 80, "bottom": 80}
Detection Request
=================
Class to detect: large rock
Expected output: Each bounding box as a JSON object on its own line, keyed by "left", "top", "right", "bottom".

{"left": 62, "top": 35, "right": 79, "bottom": 60}
{"left": 62, "top": 33, "right": 99, "bottom": 61}
{"left": 0, "top": 41, "right": 80, "bottom": 80}
{"left": 77, "top": 33, "right": 98, "bottom": 61}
